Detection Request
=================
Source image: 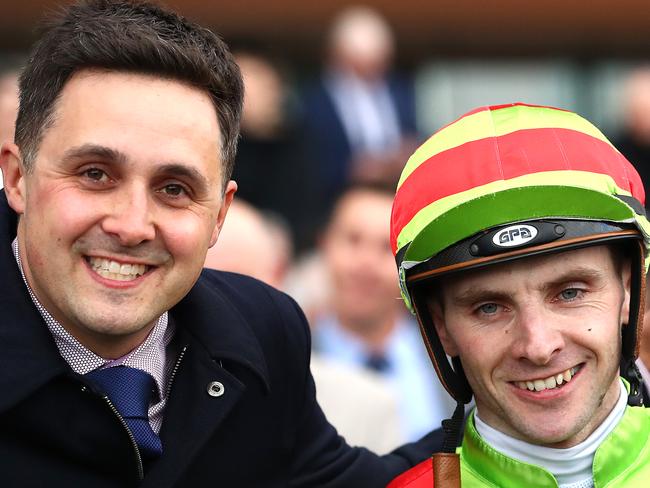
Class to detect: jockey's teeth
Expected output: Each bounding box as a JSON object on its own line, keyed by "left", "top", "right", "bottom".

{"left": 515, "top": 366, "right": 580, "bottom": 392}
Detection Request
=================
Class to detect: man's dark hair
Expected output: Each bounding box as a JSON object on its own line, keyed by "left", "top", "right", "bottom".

{"left": 15, "top": 0, "right": 243, "bottom": 188}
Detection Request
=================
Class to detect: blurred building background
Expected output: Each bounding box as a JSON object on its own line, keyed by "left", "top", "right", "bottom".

{"left": 3, "top": 0, "right": 650, "bottom": 451}
{"left": 3, "top": 0, "right": 650, "bottom": 201}
{"left": 3, "top": 0, "right": 650, "bottom": 137}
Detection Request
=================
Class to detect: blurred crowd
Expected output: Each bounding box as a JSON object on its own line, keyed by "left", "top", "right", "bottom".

{"left": 3, "top": 4, "right": 650, "bottom": 454}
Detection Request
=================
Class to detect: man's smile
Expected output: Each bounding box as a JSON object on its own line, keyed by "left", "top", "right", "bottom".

{"left": 513, "top": 364, "right": 583, "bottom": 393}
{"left": 86, "top": 256, "right": 151, "bottom": 282}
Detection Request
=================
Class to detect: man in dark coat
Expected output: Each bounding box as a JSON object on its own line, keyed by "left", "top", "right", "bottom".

{"left": 0, "top": 1, "right": 440, "bottom": 486}
{"left": 300, "top": 7, "right": 418, "bottom": 229}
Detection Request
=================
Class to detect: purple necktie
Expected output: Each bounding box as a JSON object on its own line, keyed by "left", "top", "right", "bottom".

{"left": 86, "top": 365, "right": 163, "bottom": 460}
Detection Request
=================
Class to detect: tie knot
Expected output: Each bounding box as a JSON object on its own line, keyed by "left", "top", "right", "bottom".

{"left": 86, "top": 366, "right": 156, "bottom": 419}
{"left": 365, "top": 353, "right": 390, "bottom": 373}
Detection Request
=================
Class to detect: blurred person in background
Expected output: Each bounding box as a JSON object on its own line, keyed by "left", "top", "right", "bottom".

{"left": 284, "top": 247, "right": 331, "bottom": 326}
{"left": 205, "top": 197, "right": 404, "bottom": 454}
{"left": 613, "top": 67, "right": 650, "bottom": 401}
{"left": 0, "top": 68, "right": 19, "bottom": 188}
{"left": 301, "top": 6, "right": 418, "bottom": 222}
{"left": 204, "top": 199, "right": 291, "bottom": 290}
{"left": 232, "top": 51, "right": 318, "bottom": 252}
{"left": 614, "top": 66, "right": 650, "bottom": 210}
{"left": 312, "top": 183, "right": 455, "bottom": 443}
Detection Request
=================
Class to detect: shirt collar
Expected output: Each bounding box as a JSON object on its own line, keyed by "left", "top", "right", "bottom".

{"left": 314, "top": 313, "right": 413, "bottom": 362}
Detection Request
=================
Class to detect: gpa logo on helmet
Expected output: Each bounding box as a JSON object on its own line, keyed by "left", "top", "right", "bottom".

{"left": 492, "top": 224, "right": 538, "bottom": 248}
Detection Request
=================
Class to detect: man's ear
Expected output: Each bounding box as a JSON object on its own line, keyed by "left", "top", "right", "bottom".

{"left": 209, "top": 179, "right": 237, "bottom": 247}
{"left": 0, "top": 142, "right": 26, "bottom": 214}
{"left": 429, "top": 298, "right": 460, "bottom": 357}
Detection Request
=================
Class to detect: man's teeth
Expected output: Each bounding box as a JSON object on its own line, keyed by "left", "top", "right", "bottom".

{"left": 88, "top": 257, "right": 147, "bottom": 281}
{"left": 515, "top": 366, "right": 580, "bottom": 392}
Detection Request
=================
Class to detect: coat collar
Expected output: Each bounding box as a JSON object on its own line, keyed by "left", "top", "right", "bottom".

{"left": 0, "top": 190, "right": 270, "bottom": 413}
{"left": 169, "top": 271, "right": 270, "bottom": 391}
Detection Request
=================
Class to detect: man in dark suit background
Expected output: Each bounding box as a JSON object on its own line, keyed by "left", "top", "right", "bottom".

{"left": 301, "top": 6, "right": 419, "bottom": 224}
{"left": 0, "top": 1, "right": 438, "bottom": 486}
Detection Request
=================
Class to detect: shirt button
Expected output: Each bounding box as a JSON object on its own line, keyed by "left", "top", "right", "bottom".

{"left": 207, "top": 381, "right": 225, "bottom": 397}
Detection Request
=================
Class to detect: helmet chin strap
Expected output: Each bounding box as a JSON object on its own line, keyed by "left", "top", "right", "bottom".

{"left": 410, "top": 284, "right": 473, "bottom": 405}
{"left": 430, "top": 402, "right": 465, "bottom": 488}
{"left": 440, "top": 402, "right": 466, "bottom": 453}
{"left": 621, "top": 239, "right": 646, "bottom": 407}
{"left": 410, "top": 285, "right": 470, "bottom": 488}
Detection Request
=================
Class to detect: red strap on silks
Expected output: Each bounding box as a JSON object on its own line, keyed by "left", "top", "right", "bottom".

{"left": 387, "top": 459, "right": 433, "bottom": 488}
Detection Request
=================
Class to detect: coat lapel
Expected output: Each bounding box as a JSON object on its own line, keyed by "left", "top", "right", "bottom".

{"left": 143, "top": 272, "right": 271, "bottom": 487}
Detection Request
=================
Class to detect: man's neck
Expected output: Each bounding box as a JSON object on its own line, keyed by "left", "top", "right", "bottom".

{"left": 64, "top": 322, "right": 158, "bottom": 360}
{"left": 336, "top": 310, "right": 399, "bottom": 351}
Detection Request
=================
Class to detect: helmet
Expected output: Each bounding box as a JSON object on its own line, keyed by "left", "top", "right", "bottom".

{"left": 391, "top": 103, "right": 650, "bottom": 407}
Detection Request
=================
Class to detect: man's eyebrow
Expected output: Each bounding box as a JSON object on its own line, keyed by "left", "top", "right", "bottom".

{"left": 450, "top": 265, "right": 607, "bottom": 307}
{"left": 61, "top": 144, "right": 128, "bottom": 164}
{"left": 451, "top": 288, "right": 511, "bottom": 308}
{"left": 540, "top": 266, "right": 606, "bottom": 292}
{"left": 155, "top": 163, "right": 211, "bottom": 193}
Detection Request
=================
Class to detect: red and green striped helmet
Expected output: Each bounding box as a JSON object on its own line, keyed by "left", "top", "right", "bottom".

{"left": 391, "top": 102, "right": 649, "bottom": 404}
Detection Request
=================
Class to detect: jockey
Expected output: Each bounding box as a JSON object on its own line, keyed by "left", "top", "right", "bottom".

{"left": 388, "top": 103, "right": 650, "bottom": 487}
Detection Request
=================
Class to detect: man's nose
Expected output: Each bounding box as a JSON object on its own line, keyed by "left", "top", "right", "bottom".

{"left": 101, "top": 187, "right": 156, "bottom": 246}
{"left": 510, "top": 305, "right": 566, "bottom": 366}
